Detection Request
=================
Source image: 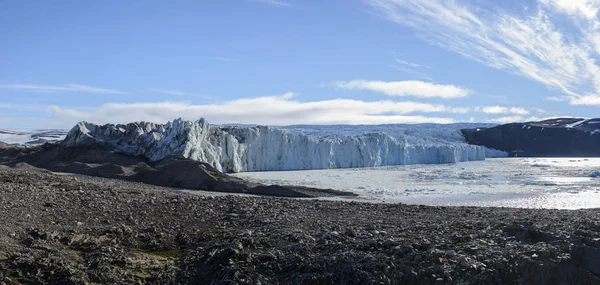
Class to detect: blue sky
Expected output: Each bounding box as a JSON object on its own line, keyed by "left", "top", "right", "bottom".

{"left": 1, "top": 0, "right": 599, "bottom": 128}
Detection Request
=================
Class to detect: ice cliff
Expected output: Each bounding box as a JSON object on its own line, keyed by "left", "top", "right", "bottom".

{"left": 62, "top": 118, "right": 488, "bottom": 173}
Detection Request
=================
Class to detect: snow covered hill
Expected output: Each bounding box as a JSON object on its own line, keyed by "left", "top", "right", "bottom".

{"left": 62, "top": 118, "right": 500, "bottom": 173}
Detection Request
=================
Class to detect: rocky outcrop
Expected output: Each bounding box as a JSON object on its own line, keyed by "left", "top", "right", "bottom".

{"left": 0, "top": 144, "right": 356, "bottom": 198}
{"left": 461, "top": 118, "right": 600, "bottom": 157}
{"left": 63, "top": 118, "right": 487, "bottom": 173}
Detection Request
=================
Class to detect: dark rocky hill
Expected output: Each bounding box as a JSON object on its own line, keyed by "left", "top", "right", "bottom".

{"left": 461, "top": 118, "right": 600, "bottom": 157}
{"left": 0, "top": 143, "right": 356, "bottom": 198}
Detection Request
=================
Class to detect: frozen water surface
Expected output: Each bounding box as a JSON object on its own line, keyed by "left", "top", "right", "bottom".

{"left": 233, "top": 158, "right": 600, "bottom": 209}
{"left": 0, "top": 129, "right": 68, "bottom": 145}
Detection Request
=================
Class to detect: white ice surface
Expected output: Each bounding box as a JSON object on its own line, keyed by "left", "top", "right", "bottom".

{"left": 234, "top": 157, "right": 600, "bottom": 209}
{"left": 63, "top": 119, "right": 500, "bottom": 173}
{"left": 0, "top": 129, "right": 68, "bottom": 145}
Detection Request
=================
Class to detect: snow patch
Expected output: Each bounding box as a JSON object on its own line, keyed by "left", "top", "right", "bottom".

{"left": 566, "top": 119, "right": 588, "bottom": 128}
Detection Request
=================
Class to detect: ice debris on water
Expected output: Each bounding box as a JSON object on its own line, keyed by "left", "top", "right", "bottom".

{"left": 589, "top": 171, "right": 600, "bottom": 177}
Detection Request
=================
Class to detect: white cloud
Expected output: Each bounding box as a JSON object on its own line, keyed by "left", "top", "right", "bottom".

{"left": 540, "top": 0, "right": 600, "bottom": 20}
{"left": 475, "top": 106, "right": 530, "bottom": 115}
{"left": 252, "top": 0, "right": 292, "bottom": 7}
{"left": 364, "top": 0, "right": 600, "bottom": 105}
{"left": 46, "top": 93, "right": 467, "bottom": 127}
{"left": 570, "top": 95, "right": 600, "bottom": 105}
{"left": 492, "top": 116, "right": 531, "bottom": 124}
{"left": 334, "top": 80, "right": 470, "bottom": 98}
{"left": 0, "top": 83, "right": 127, "bottom": 94}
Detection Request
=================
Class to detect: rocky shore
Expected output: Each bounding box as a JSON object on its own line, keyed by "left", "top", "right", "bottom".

{"left": 1, "top": 166, "right": 600, "bottom": 284}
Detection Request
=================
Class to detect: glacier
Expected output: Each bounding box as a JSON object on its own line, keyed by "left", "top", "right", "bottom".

{"left": 62, "top": 118, "right": 497, "bottom": 173}
{"left": 0, "top": 129, "right": 68, "bottom": 145}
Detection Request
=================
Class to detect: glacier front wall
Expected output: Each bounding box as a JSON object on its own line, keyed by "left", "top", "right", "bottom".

{"left": 62, "top": 119, "right": 486, "bottom": 173}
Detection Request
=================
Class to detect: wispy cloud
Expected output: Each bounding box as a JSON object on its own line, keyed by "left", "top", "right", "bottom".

{"left": 364, "top": 0, "right": 600, "bottom": 105}
{"left": 389, "top": 65, "right": 432, "bottom": 81}
{"left": 0, "top": 83, "right": 127, "bottom": 94}
{"left": 252, "top": 0, "right": 292, "bottom": 7}
{"left": 390, "top": 57, "right": 433, "bottom": 79}
{"left": 475, "top": 106, "right": 530, "bottom": 115}
{"left": 547, "top": 95, "right": 570, "bottom": 102}
{"left": 394, "top": 59, "right": 431, "bottom": 69}
{"left": 334, "top": 80, "right": 470, "bottom": 99}
{"left": 47, "top": 92, "right": 468, "bottom": 127}
{"left": 532, "top": 107, "right": 550, "bottom": 114}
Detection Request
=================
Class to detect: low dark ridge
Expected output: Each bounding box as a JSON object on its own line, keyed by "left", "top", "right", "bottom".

{"left": 0, "top": 143, "right": 356, "bottom": 198}
{"left": 461, "top": 117, "right": 600, "bottom": 157}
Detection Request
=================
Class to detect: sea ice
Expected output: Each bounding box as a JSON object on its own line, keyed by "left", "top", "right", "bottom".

{"left": 234, "top": 157, "right": 600, "bottom": 209}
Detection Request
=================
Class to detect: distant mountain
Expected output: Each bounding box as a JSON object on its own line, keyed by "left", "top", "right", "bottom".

{"left": 461, "top": 118, "right": 600, "bottom": 157}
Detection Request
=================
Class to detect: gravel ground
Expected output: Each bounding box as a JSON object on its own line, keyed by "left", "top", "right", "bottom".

{"left": 1, "top": 166, "right": 600, "bottom": 284}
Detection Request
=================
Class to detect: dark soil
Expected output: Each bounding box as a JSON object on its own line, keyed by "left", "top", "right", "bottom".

{"left": 0, "top": 144, "right": 356, "bottom": 198}
{"left": 1, "top": 167, "right": 600, "bottom": 284}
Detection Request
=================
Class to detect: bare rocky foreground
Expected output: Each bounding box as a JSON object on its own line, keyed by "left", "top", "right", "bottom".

{"left": 0, "top": 167, "right": 600, "bottom": 284}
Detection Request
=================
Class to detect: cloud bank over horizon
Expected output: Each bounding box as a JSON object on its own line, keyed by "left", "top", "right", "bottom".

{"left": 44, "top": 92, "right": 470, "bottom": 127}
{"left": 0, "top": 82, "right": 555, "bottom": 128}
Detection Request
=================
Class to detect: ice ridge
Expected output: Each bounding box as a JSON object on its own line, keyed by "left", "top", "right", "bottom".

{"left": 62, "top": 118, "right": 487, "bottom": 173}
